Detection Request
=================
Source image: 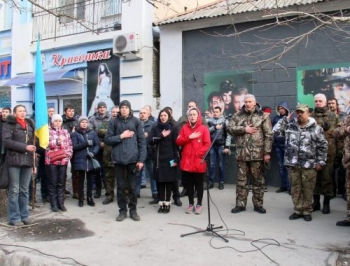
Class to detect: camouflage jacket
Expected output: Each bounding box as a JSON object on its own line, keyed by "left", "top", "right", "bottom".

{"left": 227, "top": 106, "right": 272, "bottom": 161}
{"left": 312, "top": 106, "right": 338, "bottom": 159}
{"left": 273, "top": 117, "right": 328, "bottom": 168}
{"left": 333, "top": 115, "right": 350, "bottom": 168}
{"left": 97, "top": 119, "right": 113, "bottom": 167}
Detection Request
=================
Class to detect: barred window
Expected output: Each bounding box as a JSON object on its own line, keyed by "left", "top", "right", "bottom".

{"left": 104, "top": 0, "right": 121, "bottom": 16}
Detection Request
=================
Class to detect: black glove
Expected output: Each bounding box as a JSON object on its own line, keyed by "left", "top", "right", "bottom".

{"left": 87, "top": 151, "right": 94, "bottom": 159}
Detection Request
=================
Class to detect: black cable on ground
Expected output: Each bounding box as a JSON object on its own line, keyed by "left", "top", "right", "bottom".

{"left": 205, "top": 190, "right": 281, "bottom": 265}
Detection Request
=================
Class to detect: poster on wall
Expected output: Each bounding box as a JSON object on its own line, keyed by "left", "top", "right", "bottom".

{"left": 87, "top": 49, "right": 120, "bottom": 117}
{"left": 203, "top": 71, "right": 253, "bottom": 118}
{"left": 297, "top": 63, "right": 350, "bottom": 113}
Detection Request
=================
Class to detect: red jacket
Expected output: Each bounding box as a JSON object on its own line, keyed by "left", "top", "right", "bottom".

{"left": 176, "top": 110, "right": 211, "bottom": 173}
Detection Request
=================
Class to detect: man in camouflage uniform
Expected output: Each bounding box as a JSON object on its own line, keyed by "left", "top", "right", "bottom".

{"left": 274, "top": 104, "right": 327, "bottom": 221}
{"left": 311, "top": 94, "right": 338, "bottom": 214}
{"left": 227, "top": 94, "right": 272, "bottom": 214}
{"left": 328, "top": 98, "right": 346, "bottom": 199}
{"left": 333, "top": 115, "right": 350, "bottom": 226}
{"left": 100, "top": 106, "right": 119, "bottom": 205}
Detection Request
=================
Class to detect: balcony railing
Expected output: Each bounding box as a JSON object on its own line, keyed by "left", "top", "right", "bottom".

{"left": 32, "top": 0, "right": 122, "bottom": 42}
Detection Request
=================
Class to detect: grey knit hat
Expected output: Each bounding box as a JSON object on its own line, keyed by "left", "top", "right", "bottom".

{"left": 78, "top": 116, "right": 88, "bottom": 124}
{"left": 51, "top": 114, "right": 62, "bottom": 123}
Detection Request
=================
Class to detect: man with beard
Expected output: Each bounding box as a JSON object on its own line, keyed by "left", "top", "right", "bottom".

{"left": 274, "top": 104, "right": 327, "bottom": 221}
{"left": 312, "top": 94, "right": 338, "bottom": 214}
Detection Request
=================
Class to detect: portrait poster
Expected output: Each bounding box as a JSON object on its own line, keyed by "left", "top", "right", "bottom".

{"left": 86, "top": 48, "right": 120, "bottom": 117}
{"left": 203, "top": 71, "right": 253, "bottom": 118}
{"left": 297, "top": 63, "right": 350, "bottom": 113}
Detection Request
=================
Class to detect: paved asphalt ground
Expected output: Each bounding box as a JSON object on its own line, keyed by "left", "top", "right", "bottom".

{"left": 0, "top": 184, "right": 349, "bottom": 266}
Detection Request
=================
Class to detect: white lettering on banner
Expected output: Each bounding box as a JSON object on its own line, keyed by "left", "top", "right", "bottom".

{"left": 52, "top": 50, "right": 112, "bottom": 68}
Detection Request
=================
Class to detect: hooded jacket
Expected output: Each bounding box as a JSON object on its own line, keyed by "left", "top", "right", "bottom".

{"left": 273, "top": 117, "right": 327, "bottom": 168}
{"left": 176, "top": 108, "right": 211, "bottom": 173}
{"left": 206, "top": 115, "right": 231, "bottom": 147}
{"left": 272, "top": 101, "right": 290, "bottom": 147}
{"left": 227, "top": 104, "right": 273, "bottom": 161}
{"left": 104, "top": 100, "right": 147, "bottom": 165}
{"left": 3, "top": 115, "right": 35, "bottom": 167}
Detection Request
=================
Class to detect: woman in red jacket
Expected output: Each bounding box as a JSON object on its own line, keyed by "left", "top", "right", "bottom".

{"left": 176, "top": 107, "right": 211, "bottom": 214}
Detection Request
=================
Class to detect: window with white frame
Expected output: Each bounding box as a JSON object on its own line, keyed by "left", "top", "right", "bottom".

{"left": 58, "top": 0, "right": 85, "bottom": 23}
{"left": 104, "top": 0, "right": 121, "bottom": 17}
{"left": 0, "top": 1, "right": 12, "bottom": 31}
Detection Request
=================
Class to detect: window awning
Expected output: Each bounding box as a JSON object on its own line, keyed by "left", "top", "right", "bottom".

{"left": 5, "top": 68, "right": 84, "bottom": 86}
{"left": 0, "top": 80, "right": 10, "bottom": 87}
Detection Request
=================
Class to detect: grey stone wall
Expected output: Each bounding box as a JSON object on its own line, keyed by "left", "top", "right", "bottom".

{"left": 181, "top": 19, "right": 350, "bottom": 186}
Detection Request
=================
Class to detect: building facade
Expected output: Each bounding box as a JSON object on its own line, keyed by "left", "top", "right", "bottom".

{"left": 7, "top": 0, "right": 154, "bottom": 116}
{"left": 158, "top": 0, "right": 349, "bottom": 185}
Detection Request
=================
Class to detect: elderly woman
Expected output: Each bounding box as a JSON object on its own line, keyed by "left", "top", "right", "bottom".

{"left": 3, "top": 105, "right": 36, "bottom": 226}
{"left": 71, "top": 116, "right": 100, "bottom": 207}
{"left": 176, "top": 107, "right": 211, "bottom": 215}
{"left": 149, "top": 108, "right": 180, "bottom": 213}
{"left": 45, "top": 114, "right": 73, "bottom": 212}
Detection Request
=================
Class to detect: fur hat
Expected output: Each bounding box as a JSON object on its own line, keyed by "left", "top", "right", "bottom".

{"left": 51, "top": 114, "right": 62, "bottom": 123}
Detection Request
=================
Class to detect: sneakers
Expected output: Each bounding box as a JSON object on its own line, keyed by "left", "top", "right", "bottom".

{"left": 58, "top": 206, "right": 67, "bottom": 212}
{"left": 186, "top": 205, "right": 194, "bottom": 214}
{"left": 204, "top": 183, "right": 214, "bottom": 190}
{"left": 248, "top": 185, "right": 252, "bottom": 192}
{"left": 195, "top": 205, "right": 202, "bottom": 215}
{"left": 8, "top": 221, "right": 23, "bottom": 227}
{"left": 130, "top": 213, "right": 141, "bottom": 221}
{"left": 102, "top": 197, "right": 114, "bottom": 205}
{"left": 264, "top": 186, "right": 268, "bottom": 192}
{"left": 22, "top": 219, "right": 34, "bottom": 226}
{"left": 219, "top": 183, "right": 224, "bottom": 190}
{"left": 276, "top": 187, "right": 287, "bottom": 193}
{"left": 116, "top": 212, "right": 127, "bottom": 222}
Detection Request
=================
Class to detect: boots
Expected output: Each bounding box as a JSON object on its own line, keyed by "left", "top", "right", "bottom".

{"left": 322, "top": 196, "right": 331, "bottom": 214}
{"left": 163, "top": 201, "right": 171, "bottom": 214}
{"left": 312, "top": 195, "right": 320, "bottom": 211}
{"left": 87, "top": 197, "right": 95, "bottom": 207}
{"left": 158, "top": 201, "right": 164, "bottom": 213}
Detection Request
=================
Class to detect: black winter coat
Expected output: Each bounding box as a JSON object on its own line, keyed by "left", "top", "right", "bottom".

{"left": 71, "top": 128, "right": 100, "bottom": 171}
{"left": 149, "top": 122, "right": 179, "bottom": 183}
{"left": 3, "top": 115, "right": 35, "bottom": 167}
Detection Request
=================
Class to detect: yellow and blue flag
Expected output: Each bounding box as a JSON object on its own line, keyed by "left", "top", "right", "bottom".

{"left": 34, "top": 35, "right": 49, "bottom": 149}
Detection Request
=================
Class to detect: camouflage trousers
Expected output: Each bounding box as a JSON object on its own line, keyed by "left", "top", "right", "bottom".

{"left": 313, "top": 160, "right": 334, "bottom": 196}
{"left": 105, "top": 166, "right": 115, "bottom": 199}
{"left": 236, "top": 160, "right": 264, "bottom": 208}
{"left": 290, "top": 167, "right": 316, "bottom": 215}
{"left": 346, "top": 169, "right": 350, "bottom": 219}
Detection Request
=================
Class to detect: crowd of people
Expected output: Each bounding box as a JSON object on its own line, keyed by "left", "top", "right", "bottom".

{"left": 1, "top": 92, "right": 350, "bottom": 226}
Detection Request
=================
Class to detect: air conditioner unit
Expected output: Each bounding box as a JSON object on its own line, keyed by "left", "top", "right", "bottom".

{"left": 113, "top": 32, "right": 141, "bottom": 60}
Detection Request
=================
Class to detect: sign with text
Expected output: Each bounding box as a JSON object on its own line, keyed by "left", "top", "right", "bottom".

{"left": 0, "top": 56, "right": 11, "bottom": 79}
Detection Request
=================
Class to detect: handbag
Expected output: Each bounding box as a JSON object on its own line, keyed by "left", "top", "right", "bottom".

{"left": 47, "top": 147, "right": 66, "bottom": 162}
{"left": 0, "top": 159, "right": 8, "bottom": 189}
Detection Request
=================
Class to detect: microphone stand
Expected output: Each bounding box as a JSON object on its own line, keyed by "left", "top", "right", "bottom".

{"left": 181, "top": 115, "right": 231, "bottom": 243}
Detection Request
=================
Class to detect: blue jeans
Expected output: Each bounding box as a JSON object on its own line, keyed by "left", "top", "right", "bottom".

{"left": 8, "top": 167, "right": 32, "bottom": 223}
{"left": 209, "top": 144, "right": 225, "bottom": 184}
{"left": 274, "top": 145, "right": 290, "bottom": 190}
{"left": 136, "top": 158, "right": 157, "bottom": 195}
